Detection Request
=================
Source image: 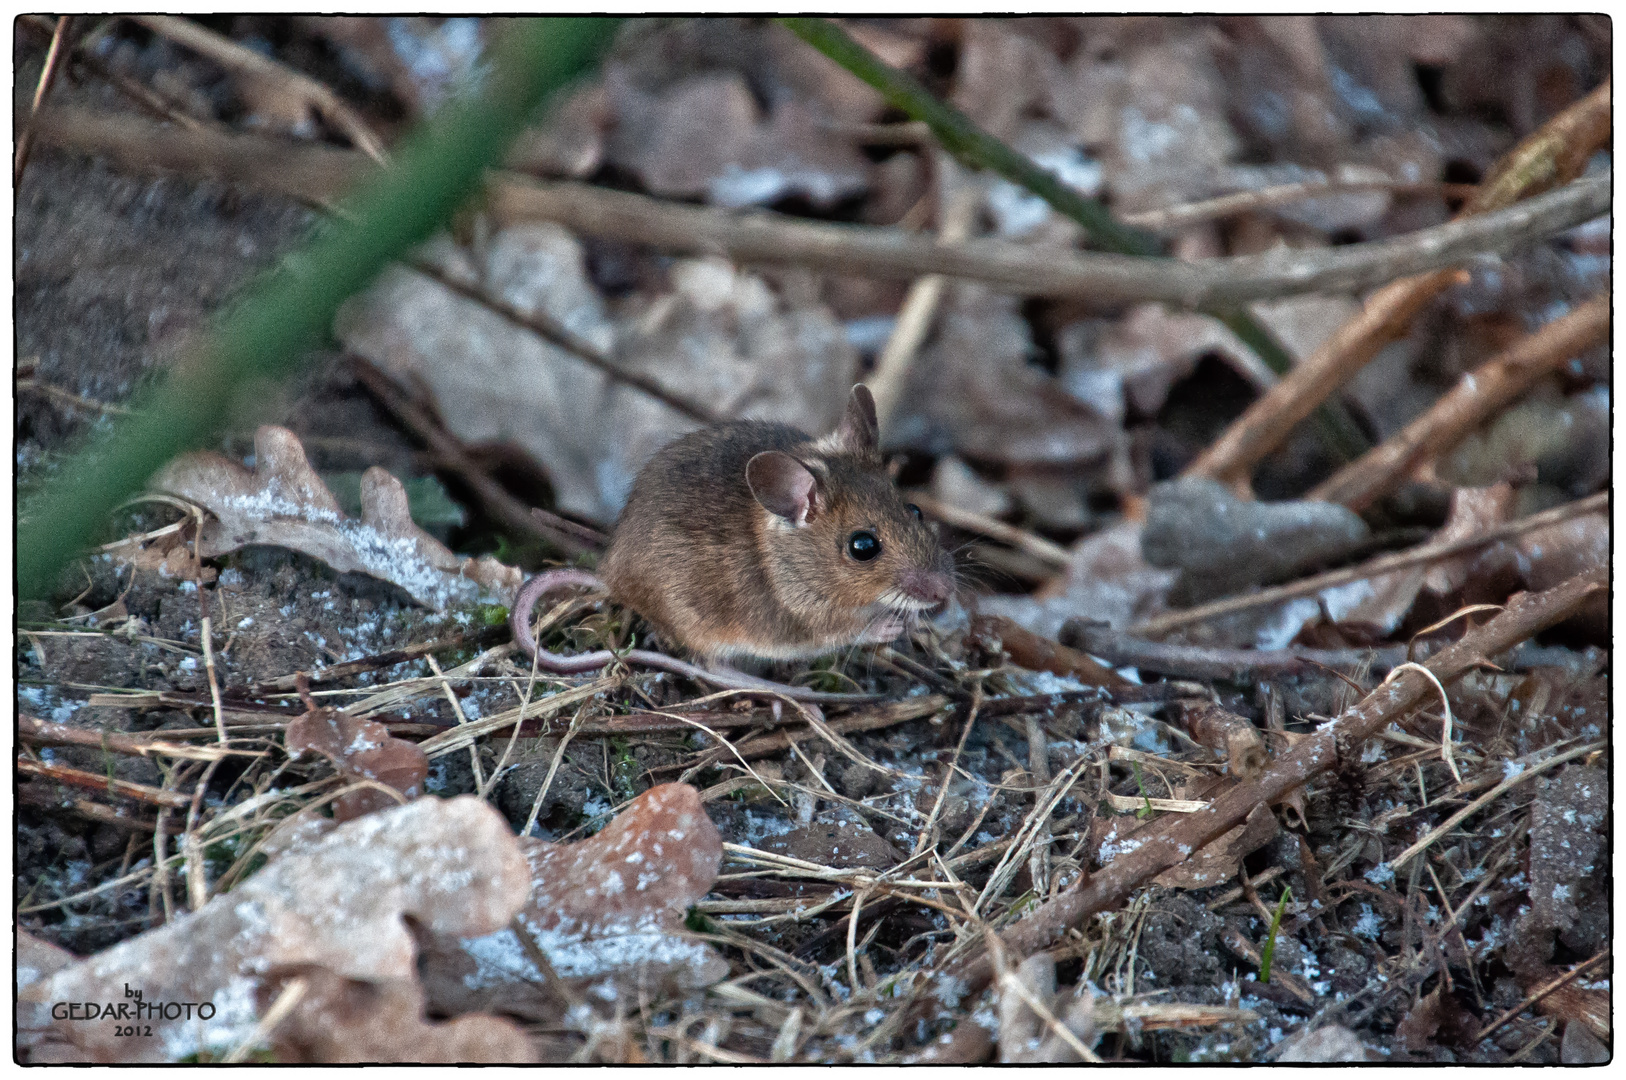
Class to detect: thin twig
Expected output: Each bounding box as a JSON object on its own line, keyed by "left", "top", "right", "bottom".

{"left": 129, "top": 14, "right": 388, "bottom": 163}
{"left": 1122, "top": 178, "right": 1479, "bottom": 231}
{"left": 1130, "top": 491, "right": 1608, "bottom": 638}
{"left": 17, "top": 378, "right": 135, "bottom": 417}
{"left": 30, "top": 100, "right": 1607, "bottom": 310}
{"left": 14, "top": 15, "right": 73, "bottom": 185}
{"left": 1472, "top": 950, "right": 1610, "bottom": 1044}
{"left": 346, "top": 354, "right": 600, "bottom": 556}
{"left": 867, "top": 163, "right": 980, "bottom": 428}
{"left": 18, "top": 757, "right": 194, "bottom": 809}
{"left": 1185, "top": 79, "right": 1610, "bottom": 486}
{"left": 1309, "top": 293, "right": 1609, "bottom": 510}
{"left": 401, "top": 256, "right": 719, "bottom": 424}
{"left": 927, "top": 566, "right": 1604, "bottom": 1022}
{"left": 489, "top": 170, "right": 1607, "bottom": 309}
{"left": 1061, "top": 620, "right": 1406, "bottom": 680}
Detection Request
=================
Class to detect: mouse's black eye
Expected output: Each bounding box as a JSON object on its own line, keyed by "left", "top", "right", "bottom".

{"left": 847, "top": 530, "right": 882, "bottom": 561}
{"left": 906, "top": 503, "right": 923, "bottom": 521}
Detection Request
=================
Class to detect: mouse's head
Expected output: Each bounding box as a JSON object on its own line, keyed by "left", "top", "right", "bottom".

{"left": 745, "top": 386, "right": 955, "bottom": 641}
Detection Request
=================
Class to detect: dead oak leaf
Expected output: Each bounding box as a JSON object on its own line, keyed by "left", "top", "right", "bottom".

{"left": 287, "top": 707, "right": 429, "bottom": 823}
{"left": 154, "top": 425, "right": 520, "bottom": 609}
{"left": 421, "top": 783, "right": 728, "bottom": 1020}
{"left": 18, "top": 797, "right": 533, "bottom": 1063}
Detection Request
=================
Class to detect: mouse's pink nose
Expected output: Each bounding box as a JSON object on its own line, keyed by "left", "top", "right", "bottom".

{"left": 901, "top": 569, "right": 953, "bottom": 605}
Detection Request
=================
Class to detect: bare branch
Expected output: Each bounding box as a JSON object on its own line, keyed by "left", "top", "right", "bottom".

{"left": 935, "top": 566, "right": 1606, "bottom": 1008}
{"left": 1128, "top": 491, "right": 1607, "bottom": 638}
{"left": 1308, "top": 293, "right": 1609, "bottom": 511}
{"left": 1183, "top": 79, "right": 1610, "bottom": 485}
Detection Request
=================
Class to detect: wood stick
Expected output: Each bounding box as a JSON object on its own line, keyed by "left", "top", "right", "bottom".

{"left": 929, "top": 565, "right": 1605, "bottom": 1016}
{"left": 910, "top": 493, "right": 1072, "bottom": 567}
{"left": 18, "top": 714, "right": 260, "bottom": 761}
{"left": 1308, "top": 293, "right": 1609, "bottom": 510}
{"left": 1062, "top": 620, "right": 1407, "bottom": 679}
{"left": 130, "top": 14, "right": 387, "bottom": 163}
{"left": 490, "top": 169, "right": 1606, "bottom": 308}
{"left": 28, "top": 102, "right": 1605, "bottom": 308}
{"left": 17, "top": 757, "right": 195, "bottom": 809}
{"left": 1184, "top": 80, "right": 1610, "bottom": 486}
{"left": 1129, "top": 491, "right": 1607, "bottom": 638}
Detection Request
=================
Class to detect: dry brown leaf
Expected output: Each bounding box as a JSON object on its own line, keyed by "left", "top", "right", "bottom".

{"left": 18, "top": 796, "right": 532, "bottom": 1063}
{"left": 153, "top": 425, "right": 521, "bottom": 608}
{"left": 890, "top": 284, "right": 1117, "bottom": 468}
{"left": 1423, "top": 482, "right": 1518, "bottom": 595}
{"left": 1049, "top": 21, "right": 1240, "bottom": 210}
{"left": 286, "top": 707, "right": 429, "bottom": 822}
{"left": 420, "top": 783, "right": 727, "bottom": 1020}
{"left": 601, "top": 66, "right": 869, "bottom": 210}
{"left": 337, "top": 229, "right": 854, "bottom": 524}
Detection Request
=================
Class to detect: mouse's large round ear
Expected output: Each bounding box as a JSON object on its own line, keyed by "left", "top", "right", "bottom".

{"left": 747, "top": 451, "right": 819, "bottom": 526}
{"left": 836, "top": 384, "right": 879, "bottom": 458}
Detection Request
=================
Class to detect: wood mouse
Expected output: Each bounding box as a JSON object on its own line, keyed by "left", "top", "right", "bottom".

{"left": 510, "top": 385, "right": 955, "bottom": 702}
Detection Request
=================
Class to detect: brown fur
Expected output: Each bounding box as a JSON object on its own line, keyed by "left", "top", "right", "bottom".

{"left": 597, "top": 389, "right": 953, "bottom": 663}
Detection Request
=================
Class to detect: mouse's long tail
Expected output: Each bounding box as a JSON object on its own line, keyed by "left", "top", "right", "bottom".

{"left": 509, "top": 569, "right": 874, "bottom": 703}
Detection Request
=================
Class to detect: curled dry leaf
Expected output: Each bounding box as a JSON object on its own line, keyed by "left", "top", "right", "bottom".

{"left": 420, "top": 783, "right": 727, "bottom": 1019}
{"left": 102, "top": 518, "right": 218, "bottom": 588}
{"left": 602, "top": 68, "right": 870, "bottom": 210}
{"left": 286, "top": 707, "right": 429, "bottom": 822}
{"left": 18, "top": 796, "right": 533, "bottom": 1063}
{"left": 153, "top": 425, "right": 521, "bottom": 608}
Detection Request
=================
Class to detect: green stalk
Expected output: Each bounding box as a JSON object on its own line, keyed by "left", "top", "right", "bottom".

{"left": 779, "top": 17, "right": 1367, "bottom": 462}
{"left": 19, "top": 18, "right": 619, "bottom": 599}
{"left": 1258, "top": 885, "right": 1293, "bottom": 984}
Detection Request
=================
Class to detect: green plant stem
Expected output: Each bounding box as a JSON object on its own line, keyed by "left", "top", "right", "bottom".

{"left": 1258, "top": 885, "right": 1292, "bottom": 983}
{"left": 18, "top": 18, "right": 618, "bottom": 599}
{"left": 781, "top": 17, "right": 1367, "bottom": 464}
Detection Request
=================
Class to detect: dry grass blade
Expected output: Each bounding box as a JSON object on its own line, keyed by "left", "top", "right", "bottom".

{"left": 911, "top": 494, "right": 1072, "bottom": 568}
{"left": 1122, "top": 177, "right": 1477, "bottom": 230}
{"left": 130, "top": 15, "right": 387, "bottom": 163}
{"left": 1388, "top": 739, "right": 1604, "bottom": 871}
{"left": 867, "top": 165, "right": 980, "bottom": 427}
{"left": 1184, "top": 79, "right": 1609, "bottom": 486}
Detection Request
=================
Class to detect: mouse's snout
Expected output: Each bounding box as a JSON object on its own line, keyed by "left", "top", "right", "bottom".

{"left": 900, "top": 568, "right": 954, "bottom": 606}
